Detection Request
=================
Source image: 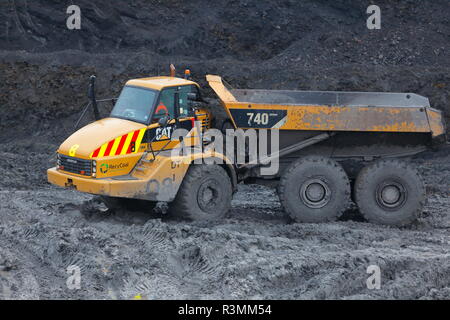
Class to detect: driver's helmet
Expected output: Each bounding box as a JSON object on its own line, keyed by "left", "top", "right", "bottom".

{"left": 154, "top": 103, "right": 169, "bottom": 118}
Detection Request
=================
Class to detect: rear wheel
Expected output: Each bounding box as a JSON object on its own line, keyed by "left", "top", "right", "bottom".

{"left": 278, "top": 156, "right": 351, "bottom": 223}
{"left": 170, "top": 164, "right": 232, "bottom": 221}
{"left": 354, "top": 159, "right": 425, "bottom": 226}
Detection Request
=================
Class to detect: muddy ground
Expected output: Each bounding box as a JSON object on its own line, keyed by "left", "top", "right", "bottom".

{"left": 0, "top": 0, "right": 449, "bottom": 299}
{"left": 1, "top": 144, "right": 449, "bottom": 300}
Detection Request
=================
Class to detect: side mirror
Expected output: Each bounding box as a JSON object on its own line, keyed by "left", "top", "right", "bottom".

{"left": 187, "top": 92, "right": 199, "bottom": 101}
{"left": 158, "top": 115, "right": 169, "bottom": 126}
{"left": 87, "top": 75, "right": 100, "bottom": 120}
{"left": 88, "top": 75, "right": 96, "bottom": 99}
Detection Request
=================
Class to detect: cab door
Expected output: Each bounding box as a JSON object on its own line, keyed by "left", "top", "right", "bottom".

{"left": 145, "top": 85, "right": 198, "bottom": 152}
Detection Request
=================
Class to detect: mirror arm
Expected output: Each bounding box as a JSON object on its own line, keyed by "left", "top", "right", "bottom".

{"left": 88, "top": 75, "right": 100, "bottom": 120}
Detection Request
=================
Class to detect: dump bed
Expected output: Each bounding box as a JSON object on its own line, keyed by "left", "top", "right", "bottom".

{"left": 207, "top": 75, "right": 445, "bottom": 138}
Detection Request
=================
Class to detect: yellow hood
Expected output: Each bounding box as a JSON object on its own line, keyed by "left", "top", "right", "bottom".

{"left": 59, "top": 118, "right": 146, "bottom": 159}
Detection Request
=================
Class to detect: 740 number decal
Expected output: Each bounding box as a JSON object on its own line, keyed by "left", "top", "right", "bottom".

{"left": 229, "top": 109, "right": 287, "bottom": 128}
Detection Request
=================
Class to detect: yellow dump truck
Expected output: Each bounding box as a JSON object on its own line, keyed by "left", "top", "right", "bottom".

{"left": 48, "top": 68, "right": 446, "bottom": 226}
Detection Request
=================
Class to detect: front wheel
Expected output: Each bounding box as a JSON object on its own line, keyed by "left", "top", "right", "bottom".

{"left": 170, "top": 164, "right": 232, "bottom": 221}
{"left": 354, "top": 159, "right": 425, "bottom": 226}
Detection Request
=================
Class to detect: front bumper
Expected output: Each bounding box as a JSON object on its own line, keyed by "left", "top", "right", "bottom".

{"left": 47, "top": 166, "right": 182, "bottom": 202}
{"left": 48, "top": 167, "right": 113, "bottom": 195}
{"left": 47, "top": 167, "right": 162, "bottom": 200}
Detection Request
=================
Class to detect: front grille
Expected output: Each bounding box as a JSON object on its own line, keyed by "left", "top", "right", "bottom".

{"left": 59, "top": 154, "right": 92, "bottom": 176}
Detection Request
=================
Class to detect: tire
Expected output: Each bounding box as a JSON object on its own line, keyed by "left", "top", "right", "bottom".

{"left": 354, "top": 159, "right": 425, "bottom": 226}
{"left": 100, "top": 196, "right": 156, "bottom": 213}
{"left": 278, "top": 156, "right": 351, "bottom": 223}
{"left": 170, "top": 164, "right": 232, "bottom": 221}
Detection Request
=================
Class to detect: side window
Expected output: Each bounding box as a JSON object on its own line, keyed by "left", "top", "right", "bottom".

{"left": 152, "top": 85, "right": 198, "bottom": 122}
{"left": 153, "top": 87, "right": 175, "bottom": 121}
{"left": 178, "top": 85, "right": 197, "bottom": 117}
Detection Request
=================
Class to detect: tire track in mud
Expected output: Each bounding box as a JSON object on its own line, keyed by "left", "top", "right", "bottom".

{"left": 112, "top": 220, "right": 229, "bottom": 299}
{"left": 0, "top": 235, "right": 48, "bottom": 299}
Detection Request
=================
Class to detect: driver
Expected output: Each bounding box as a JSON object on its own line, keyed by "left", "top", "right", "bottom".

{"left": 154, "top": 102, "right": 169, "bottom": 120}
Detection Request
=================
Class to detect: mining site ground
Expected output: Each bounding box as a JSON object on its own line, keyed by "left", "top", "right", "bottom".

{"left": 1, "top": 145, "right": 449, "bottom": 299}
{"left": 0, "top": 0, "right": 449, "bottom": 299}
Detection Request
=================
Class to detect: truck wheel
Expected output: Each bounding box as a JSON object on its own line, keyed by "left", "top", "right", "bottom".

{"left": 278, "top": 156, "right": 350, "bottom": 223}
{"left": 170, "top": 164, "right": 232, "bottom": 221}
{"left": 100, "top": 196, "right": 156, "bottom": 212}
{"left": 354, "top": 159, "right": 425, "bottom": 226}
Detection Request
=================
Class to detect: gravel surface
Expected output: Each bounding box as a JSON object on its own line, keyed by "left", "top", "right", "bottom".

{"left": 0, "top": 147, "right": 449, "bottom": 299}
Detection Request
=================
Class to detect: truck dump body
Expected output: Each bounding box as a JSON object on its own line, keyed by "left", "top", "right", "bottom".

{"left": 232, "top": 89, "right": 430, "bottom": 107}
{"left": 207, "top": 75, "right": 445, "bottom": 138}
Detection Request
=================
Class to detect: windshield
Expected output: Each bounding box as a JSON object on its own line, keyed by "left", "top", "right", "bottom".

{"left": 110, "top": 86, "right": 157, "bottom": 123}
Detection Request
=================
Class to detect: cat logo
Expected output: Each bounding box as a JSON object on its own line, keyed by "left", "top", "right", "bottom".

{"left": 69, "top": 144, "right": 80, "bottom": 157}
{"left": 155, "top": 126, "right": 173, "bottom": 141}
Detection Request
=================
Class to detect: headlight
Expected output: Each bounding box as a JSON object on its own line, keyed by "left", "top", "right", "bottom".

{"left": 92, "top": 160, "right": 97, "bottom": 173}
{"left": 56, "top": 154, "right": 61, "bottom": 166}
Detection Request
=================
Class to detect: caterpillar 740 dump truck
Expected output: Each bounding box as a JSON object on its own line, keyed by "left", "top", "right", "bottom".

{"left": 48, "top": 68, "right": 446, "bottom": 226}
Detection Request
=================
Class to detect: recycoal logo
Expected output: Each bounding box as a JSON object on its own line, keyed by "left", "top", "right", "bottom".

{"left": 100, "top": 163, "right": 129, "bottom": 174}
{"left": 100, "top": 163, "right": 109, "bottom": 174}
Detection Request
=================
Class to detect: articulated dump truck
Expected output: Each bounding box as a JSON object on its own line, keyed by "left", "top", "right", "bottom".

{"left": 48, "top": 69, "right": 446, "bottom": 226}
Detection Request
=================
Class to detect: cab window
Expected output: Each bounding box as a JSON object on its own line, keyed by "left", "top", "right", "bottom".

{"left": 152, "top": 85, "right": 198, "bottom": 122}
{"left": 178, "top": 85, "right": 197, "bottom": 117}
{"left": 111, "top": 86, "right": 157, "bottom": 124}
{"left": 153, "top": 87, "right": 176, "bottom": 121}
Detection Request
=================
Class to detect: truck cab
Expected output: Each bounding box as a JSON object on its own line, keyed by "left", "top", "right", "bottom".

{"left": 55, "top": 76, "right": 210, "bottom": 180}
{"left": 48, "top": 73, "right": 232, "bottom": 217}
